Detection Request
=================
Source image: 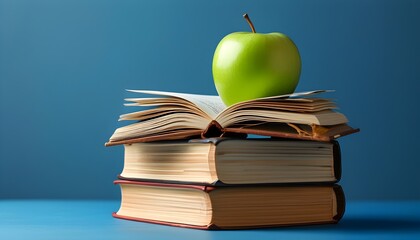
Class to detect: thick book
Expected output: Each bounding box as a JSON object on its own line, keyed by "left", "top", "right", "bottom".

{"left": 105, "top": 90, "right": 359, "bottom": 146}
{"left": 113, "top": 180, "right": 345, "bottom": 229}
{"left": 118, "top": 138, "right": 342, "bottom": 185}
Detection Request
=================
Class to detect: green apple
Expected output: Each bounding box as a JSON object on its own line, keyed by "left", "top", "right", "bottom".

{"left": 212, "top": 14, "right": 301, "bottom": 106}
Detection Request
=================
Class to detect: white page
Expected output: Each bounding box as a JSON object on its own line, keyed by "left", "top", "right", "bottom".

{"left": 215, "top": 90, "right": 332, "bottom": 119}
{"left": 251, "top": 90, "right": 333, "bottom": 101}
{"left": 127, "top": 89, "right": 331, "bottom": 120}
{"left": 127, "top": 90, "right": 226, "bottom": 119}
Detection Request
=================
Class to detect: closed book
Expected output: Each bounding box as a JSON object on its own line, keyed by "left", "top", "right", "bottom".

{"left": 117, "top": 138, "right": 342, "bottom": 185}
{"left": 113, "top": 180, "right": 345, "bottom": 229}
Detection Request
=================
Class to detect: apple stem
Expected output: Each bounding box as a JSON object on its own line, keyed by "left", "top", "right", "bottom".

{"left": 243, "top": 13, "right": 256, "bottom": 33}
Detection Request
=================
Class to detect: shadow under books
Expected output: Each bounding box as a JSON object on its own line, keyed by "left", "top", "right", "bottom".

{"left": 259, "top": 217, "right": 420, "bottom": 233}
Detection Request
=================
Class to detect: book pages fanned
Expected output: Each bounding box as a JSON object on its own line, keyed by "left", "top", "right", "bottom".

{"left": 106, "top": 90, "right": 359, "bottom": 145}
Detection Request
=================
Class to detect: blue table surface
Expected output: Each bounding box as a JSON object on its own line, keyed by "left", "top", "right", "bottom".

{"left": 0, "top": 200, "right": 419, "bottom": 240}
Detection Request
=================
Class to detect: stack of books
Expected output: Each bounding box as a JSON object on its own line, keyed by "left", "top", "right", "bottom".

{"left": 106, "top": 89, "right": 358, "bottom": 229}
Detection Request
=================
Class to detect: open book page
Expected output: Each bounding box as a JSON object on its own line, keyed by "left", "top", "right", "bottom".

{"left": 127, "top": 90, "right": 226, "bottom": 119}
{"left": 214, "top": 90, "right": 333, "bottom": 120}
{"left": 123, "top": 97, "right": 214, "bottom": 120}
{"left": 119, "top": 107, "right": 199, "bottom": 121}
{"left": 123, "top": 98, "right": 177, "bottom": 107}
{"left": 109, "top": 112, "right": 209, "bottom": 142}
{"left": 106, "top": 89, "right": 359, "bottom": 145}
{"left": 126, "top": 89, "right": 330, "bottom": 119}
{"left": 256, "top": 90, "right": 333, "bottom": 100}
{"left": 217, "top": 110, "right": 348, "bottom": 127}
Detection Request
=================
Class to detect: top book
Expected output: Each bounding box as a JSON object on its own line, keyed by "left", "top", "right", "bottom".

{"left": 106, "top": 90, "right": 358, "bottom": 146}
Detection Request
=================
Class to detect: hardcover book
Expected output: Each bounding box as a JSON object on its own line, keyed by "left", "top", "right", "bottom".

{"left": 113, "top": 180, "right": 345, "bottom": 229}
{"left": 106, "top": 90, "right": 359, "bottom": 146}
{"left": 118, "top": 138, "right": 342, "bottom": 185}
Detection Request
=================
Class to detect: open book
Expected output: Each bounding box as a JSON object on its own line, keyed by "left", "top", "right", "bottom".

{"left": 106, "top": 90, "right": 358, "bottom": 146}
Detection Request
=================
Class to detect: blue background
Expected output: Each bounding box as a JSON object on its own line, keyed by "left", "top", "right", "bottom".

{"left": 1, "top": 0, "right": 419, "bottom": 200}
